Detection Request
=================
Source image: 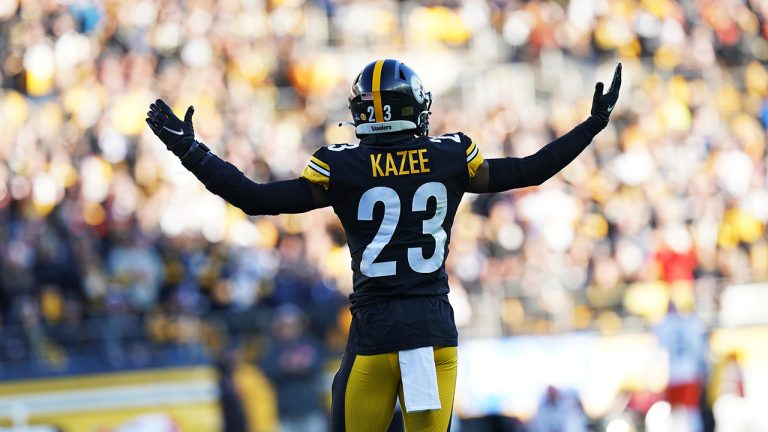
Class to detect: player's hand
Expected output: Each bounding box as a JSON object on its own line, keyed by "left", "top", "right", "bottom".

{"left": 590, "top": 63, "right": 621, "bottom": 127}
{"left": 146, "top": 99, "right": 195, "bottom": 157}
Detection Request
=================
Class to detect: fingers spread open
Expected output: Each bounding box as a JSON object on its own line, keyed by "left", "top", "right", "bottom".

{"left": 147, "top": 110, "right": 161, "bottom": 125}
{"left": 156, "top": 99, "right": 173, "bottom": 115}
{"left": 149, "top": 104, "right": 166, "bottom": 120}
{"left": 145, "top": 118, "right": 159, "bottom": 131}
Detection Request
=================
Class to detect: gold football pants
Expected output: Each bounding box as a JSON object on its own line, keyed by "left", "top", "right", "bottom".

{"left": 330, "top": 346, "right": 458, "bottom": 432}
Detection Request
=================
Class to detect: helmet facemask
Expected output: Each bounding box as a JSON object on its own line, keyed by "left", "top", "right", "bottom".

{"left": 416, "top": 91, "right": 433, "bottom": 137}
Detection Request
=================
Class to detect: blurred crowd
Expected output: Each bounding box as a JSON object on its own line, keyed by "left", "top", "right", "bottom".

{"left": 0, "top": 0, "right": 766, "bottom": 410}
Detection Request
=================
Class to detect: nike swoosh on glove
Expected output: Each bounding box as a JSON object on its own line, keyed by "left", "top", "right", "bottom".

{"left": 590, "top": 63, "right": 622, "bottom": 128}
{"left": 146, "top": 99, "right": 195, "bottom": 157}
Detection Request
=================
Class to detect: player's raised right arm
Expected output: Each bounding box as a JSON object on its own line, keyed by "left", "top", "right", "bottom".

{"left": 146, "top": 99, "right": 330, "bottom": 216}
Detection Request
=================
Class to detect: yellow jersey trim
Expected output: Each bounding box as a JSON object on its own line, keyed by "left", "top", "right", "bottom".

{"left": 301, "top": 156, "right": 330, "bottom": 190}
{"left": 466, "top": 142, "right": 484, "bottom": 178}
{"left": 311, "top": 156, "right": 330, "bottom": 171}
{"left": 465, "top": 141, "right": 477, "bottom": 157}
{"left": 301, "top": 166, "right": 330, "bottom": 190}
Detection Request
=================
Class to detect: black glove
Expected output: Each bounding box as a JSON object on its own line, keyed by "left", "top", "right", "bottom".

{"left": 146, "top": 99, "right": 195, "bottom": 157}
{"left": 590, "top": 63, "right": 622, "bottom": 127}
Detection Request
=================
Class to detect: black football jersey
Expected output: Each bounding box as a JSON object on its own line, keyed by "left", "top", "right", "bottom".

{"left": 301, "top": 132, "right": 484, "bottom": 354}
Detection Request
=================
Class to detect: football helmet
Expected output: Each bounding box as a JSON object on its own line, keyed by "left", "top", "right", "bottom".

{"left": 347, "top": 59, "right": 432, "bottom": 137}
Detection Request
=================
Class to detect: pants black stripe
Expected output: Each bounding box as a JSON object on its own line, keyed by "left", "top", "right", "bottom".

{"left": 330, "top": 352, "right": 356, "bottom": 432}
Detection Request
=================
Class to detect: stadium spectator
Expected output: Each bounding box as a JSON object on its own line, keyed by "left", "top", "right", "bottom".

{"left": 528, "top": 386, "right": 588, "bottom": 432}
{"left": 217, "top": 352, "right": 250, "bottom": 432}
{"left": 260, "top": 304, "right": 326, "bottom": 432}
{"left": 655, "top": 302, "right": 708, "bottom": 432}
{"left": 709, "top": 351, "right": 748, "bottom": 432}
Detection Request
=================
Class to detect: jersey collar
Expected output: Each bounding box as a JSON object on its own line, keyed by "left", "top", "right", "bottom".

{"left": 360, "top": 132, "right": 418, "bottom": 147}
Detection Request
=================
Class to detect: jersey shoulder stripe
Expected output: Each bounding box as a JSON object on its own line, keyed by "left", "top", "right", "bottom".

{"left": 301, "top": 152, "right": 331, "bottom": 189}
{"left": 466, "top": 140, "right": 484, "bottom": 178}
{"left": 466, "top": 141, "right": 478, "bottom": 160}
{"left": 309, "top": 156, "right": 330, "bottom": 175}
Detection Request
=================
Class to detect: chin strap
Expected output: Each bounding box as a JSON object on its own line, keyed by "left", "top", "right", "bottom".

{"left": 338, "top": 121, "right": 355, "bottom": 128}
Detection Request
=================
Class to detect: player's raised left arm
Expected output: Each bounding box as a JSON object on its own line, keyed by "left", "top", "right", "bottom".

{"left": 467, "top": 63, "right": 621, "bottom": 193}
{"left": 146, "top": 99, "right": 330, "bottom": 215}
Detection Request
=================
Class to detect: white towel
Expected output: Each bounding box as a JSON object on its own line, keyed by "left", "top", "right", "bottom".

{"left": 398, "top": 346, "right": 441, "bottom": 412}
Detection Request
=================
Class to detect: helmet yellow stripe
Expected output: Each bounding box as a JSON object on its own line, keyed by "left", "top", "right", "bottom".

{"left": 372, "top": 60, "right": 385, "bottom": 123}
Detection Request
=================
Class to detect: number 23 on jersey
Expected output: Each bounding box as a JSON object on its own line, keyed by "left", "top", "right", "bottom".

{"left": 358, "top": 182, "right": 447, "bottom": 277}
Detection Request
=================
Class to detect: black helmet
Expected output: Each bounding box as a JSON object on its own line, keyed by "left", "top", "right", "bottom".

{"left": 347, "top": 59, "right": 432, "bottom": 137}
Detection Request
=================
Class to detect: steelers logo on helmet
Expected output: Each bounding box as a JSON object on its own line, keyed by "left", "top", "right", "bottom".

{"left": 411, "top": 75, "right": 425, "bottom": 105}
{"left": 346, "top": 59, "right": 433, "bottom": 137}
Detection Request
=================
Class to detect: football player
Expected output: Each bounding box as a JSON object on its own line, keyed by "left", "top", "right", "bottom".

{"left": 146, "top": 59, "right": 621, "bottom": 432}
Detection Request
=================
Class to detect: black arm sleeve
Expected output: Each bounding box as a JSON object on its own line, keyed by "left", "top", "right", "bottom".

{"left": 188, "top": 153, "right": 322, "bottom": 216}
{"left": 486, "top": 116, "right": 604, "bottom": 192}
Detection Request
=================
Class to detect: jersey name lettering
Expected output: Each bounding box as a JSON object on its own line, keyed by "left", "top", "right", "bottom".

{"left": 370, "top": 149, "right": 430, "bottom": 177}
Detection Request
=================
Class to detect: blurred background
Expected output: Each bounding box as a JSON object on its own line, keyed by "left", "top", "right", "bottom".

{"left": 0, "top": 0, "right": 766, "bottom": 431}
